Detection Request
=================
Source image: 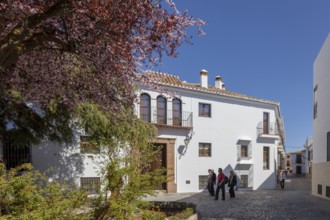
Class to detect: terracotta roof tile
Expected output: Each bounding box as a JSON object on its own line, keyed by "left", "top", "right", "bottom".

{"left": 140, "top": 71, "right": 279, "bottom": 105}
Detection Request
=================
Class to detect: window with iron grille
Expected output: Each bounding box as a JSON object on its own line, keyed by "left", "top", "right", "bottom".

{"left": 80, "top": 136, "right": 100, "bottom": 154}
{"left": 199, "top": 143, "right": 211, "bottom": 157}
{"left": 326, "top": 186, "right": 330, "bottom": 198}
{"left": 2, "top": 136, "right": 31, "bottom": 170}
{"left": 318, "top": 184, "right": 322, "bottom": 195}
{"left": 199, "top": 103, "right": 211, "bottom": 117}
{"left": 263, "top": 147, "right": 270, "bottom": 170}
{"left": 199, "top": 175, "right": 208, "bottom": 190}
{"left": 80, "top": 177, "right": 101, "bottom": 194}
{"left": 241, "top": 145, "right": 248, "bottom": 158}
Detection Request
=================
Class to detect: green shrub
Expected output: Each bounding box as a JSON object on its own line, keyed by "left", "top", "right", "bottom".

{"left": 0, "top": 163, "right": 89, "bottom": 220}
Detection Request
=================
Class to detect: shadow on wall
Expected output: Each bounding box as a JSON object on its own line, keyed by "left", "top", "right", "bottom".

{"left": 257, "top": 170, "right": 276, "bottom": 189}
{"left": 31, "top": 131, "right": 86, "bottom": 183}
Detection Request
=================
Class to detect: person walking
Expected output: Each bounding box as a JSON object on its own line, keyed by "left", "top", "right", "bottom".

{"left": 214, "top": 168, "right": 226, "bottom": 201}
{"left": 228, "top": 170, "right": 237, "bottom": 198}
{"left": 207, "top": 169, "right": 216, "bottom": 196}
{"left": 279, "top": 170, "right": 287, "bottom": 189}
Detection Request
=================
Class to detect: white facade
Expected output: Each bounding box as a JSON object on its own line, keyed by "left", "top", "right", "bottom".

{"left": 304, "top": 136, "right": 313, "bottom": 176}
{"left": 135, "top": 70, "right": 285, "bottom": 192}
{"left": 32, "top": 130, "right": 103, "bottom": 188}
{"left": 313, "top": 33, "right": 330, "bottom": 200}
{"left": 288, "top": 149, "right": 307, "bottom": 176}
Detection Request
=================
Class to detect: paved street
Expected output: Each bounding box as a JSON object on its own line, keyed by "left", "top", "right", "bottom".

{"left": 146, "top": 176, "right": 330, "bottom": 219}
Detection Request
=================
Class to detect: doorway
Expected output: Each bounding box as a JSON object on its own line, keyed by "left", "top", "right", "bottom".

{"left": 151, "top": 143, "right": 167, "bottom": 190}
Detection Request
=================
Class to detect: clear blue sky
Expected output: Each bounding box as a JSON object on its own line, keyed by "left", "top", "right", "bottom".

{"left": 150, "top": 0, "right": 330, "bottom": 152}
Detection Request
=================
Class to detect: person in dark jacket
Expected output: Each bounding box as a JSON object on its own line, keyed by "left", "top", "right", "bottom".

{"left": 228, "top": 170, "right": 237, "bottom": 198}
{"left": 207, "top": 169, "right": 216, "bottom": 196}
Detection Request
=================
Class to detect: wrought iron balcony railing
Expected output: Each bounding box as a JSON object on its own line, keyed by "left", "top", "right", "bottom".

{"left": 257, "top": 122, "right": 279, "bottom": 136}
{"left": 139, "top": 107, "right": 193, "bottom": 128}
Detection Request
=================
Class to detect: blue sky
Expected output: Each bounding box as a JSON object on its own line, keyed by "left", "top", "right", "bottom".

{"left": 151, "top": 0, "right": 330, "bottom": 152}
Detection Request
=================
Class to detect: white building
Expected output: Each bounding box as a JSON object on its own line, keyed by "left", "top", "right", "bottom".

{"left": 313, "top": 33, "right": 330, "bottom": 200}
{"left": 135, "top": 70, "right": 286, "bottom": 192}
{"left": 288, "top": 149, "right": 307, "bottom": 176}
{"left": 304, "top": 136, "right": 313, "bottom": 176}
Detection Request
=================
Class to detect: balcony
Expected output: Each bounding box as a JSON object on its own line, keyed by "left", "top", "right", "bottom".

{"left": 257, "top": 122, "right": 280, "bottom": 139}
{"left": 139, "top": 107, "right": 193, "bottom": 129}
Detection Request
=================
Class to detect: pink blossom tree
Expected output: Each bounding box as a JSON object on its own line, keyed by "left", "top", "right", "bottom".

{"left": 0, "top": 0, "right": 205, "bottom": 144}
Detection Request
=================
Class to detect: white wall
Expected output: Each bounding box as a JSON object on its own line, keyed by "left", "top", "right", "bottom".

{"left": 313, "top": 33, "right": 330, "bottom": 163}
{"left": 32, "top": 130, "right": 103, "bottom": 187}
{"left": 137, "top": 85, "right": 281, "bottom": 192}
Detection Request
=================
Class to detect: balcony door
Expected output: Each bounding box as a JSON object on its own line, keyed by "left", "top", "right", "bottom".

{"left": 157, "top": 96, "right": 167, "bottom": 124}
{"left": 172, "top": 98, "right": 182, "bottom": 126}
{"left": 263, "top": 112, "right": 269, "bottom": 134}
{"left": 140, "top": 94, "right": 151, "bottom": 122}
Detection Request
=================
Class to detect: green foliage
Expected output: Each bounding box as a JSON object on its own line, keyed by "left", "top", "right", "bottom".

{"left": 0, "top": 163, "right": 89, "bottom": 220}
{"left": 170, "top": 208, "right": 195, "bottom": 220}
{"left": 75, "top": 104, "right": 167, "bottom": 219}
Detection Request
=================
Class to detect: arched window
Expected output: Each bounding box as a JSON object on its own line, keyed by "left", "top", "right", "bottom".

{"left": 172, "top": 98, "right": 182, "bottom": 126}
{"left": 157, "top": 96, "right": 167, "bottom": 124}
{"left": 140, "top": 93, "right": 151, "bottom": 122}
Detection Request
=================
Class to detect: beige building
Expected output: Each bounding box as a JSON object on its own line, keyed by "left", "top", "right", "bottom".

{"left": 313, "top": 33, "right": 330, "bottom": 200}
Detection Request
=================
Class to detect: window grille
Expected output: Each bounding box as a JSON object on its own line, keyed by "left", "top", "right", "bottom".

{"left": 199, "top": 143, "right": 211, "bottom": 157}
{"left": 326, "top": 186, "right": 330, "bottom": 198}
{"left": 80, "top": 177, "right": 101, "bottom": 194}
{"left": 199, "top": 175, "right": 208, "bottom": 190}
{"left": 241, "top": 145, "right": 248, "bottom": 157}
{"left": 263, "top": 147, "right": 270, "bottom": 170}
{"left": 318, "top": 184, "right": 322, "bottom": 195}
{"left": 2, "top": 137, "right": 31, "bottom": 170}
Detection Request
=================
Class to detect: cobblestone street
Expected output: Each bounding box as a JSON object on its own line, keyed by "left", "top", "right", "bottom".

{"left": 146, "top": 176, "right": 330, "bottom": 219}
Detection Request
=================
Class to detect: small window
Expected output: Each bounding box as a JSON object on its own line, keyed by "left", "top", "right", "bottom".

{"left": 326, "top": 186, "right": 330, "bottom": 198}
{"left": 263, "top": 147, "right": 270, "bottom": 170}
{"left": 313, "top": 85, "right": 318, "bottom": 119}
{"left": 80, "top": 177, "right": 101, "bottom": 194}
{"left": 241, "top": 145, "right": 248, "bottom": 158}
{"left": 327, "top": 132, "right": 330, "bottom": 162}
{"left": 318, "top": 184, "right": 322, "bottom": 195}
{"left": 199, "top": 143, "right": 211, "bottom": 157}
{"left": 199, "top": 103, "right": 211, "bottom": 117}
{"left": 199, "top": 175, "right": 208, "bottom": 190}
{"left": 80, "top": 136, "right": 100, "bottom": 154}
{"left": 296, "top": 155, "right": 302, "bottom": 163}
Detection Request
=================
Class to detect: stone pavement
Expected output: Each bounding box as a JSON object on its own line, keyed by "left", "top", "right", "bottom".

{"left": 145, "top": 176, "right": 330, "bottom": 219}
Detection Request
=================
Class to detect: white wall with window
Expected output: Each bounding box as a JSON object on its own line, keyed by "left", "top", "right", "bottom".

{"left": 313, "top": 33, "right": 330, "bottom": 200}
{"left": 31, "top": 129, "right": 103, "bottom": 190}
{"left": 135, "top": 70, "right": 285, "bottom": 192}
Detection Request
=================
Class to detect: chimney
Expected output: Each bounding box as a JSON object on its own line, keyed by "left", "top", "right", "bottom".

{"left": 200, "top": 69, "right": 208, "bottom": 88}
{"left": 215, "top": 76, "right": 222, "bottom": 89}
{"left": 215, "top": 75, "right": 226, "bottom": 90}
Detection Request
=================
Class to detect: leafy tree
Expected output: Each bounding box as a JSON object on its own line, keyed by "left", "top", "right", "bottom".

{"left": 0, "top": 163, "right": 89, "bottom": 219}
{"left": 75, "top": 103, "right": 166, "bottom": 219}
{"left": 0, "top": 0, "right": 205, "bottom": 145}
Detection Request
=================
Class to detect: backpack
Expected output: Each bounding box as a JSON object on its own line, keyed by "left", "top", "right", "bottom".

{"left": 224, "top": 175, "right": 229, "bottom": 184}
